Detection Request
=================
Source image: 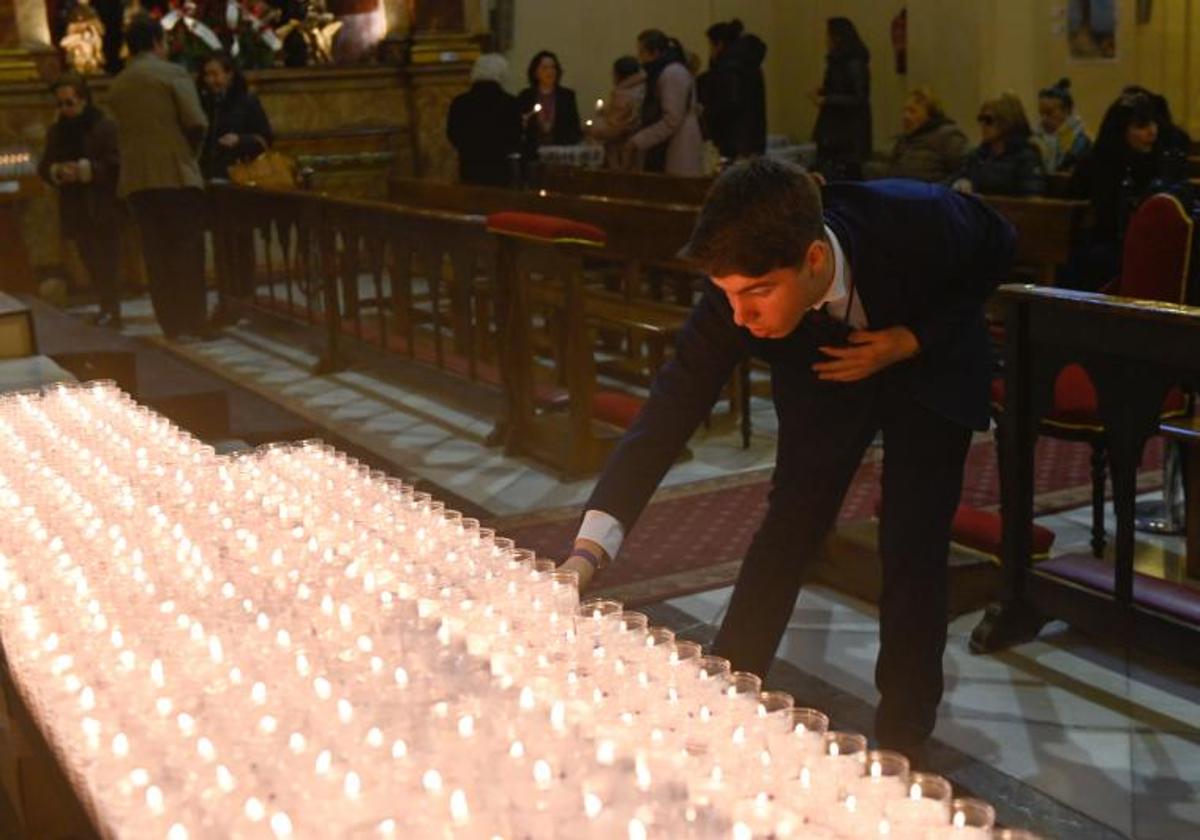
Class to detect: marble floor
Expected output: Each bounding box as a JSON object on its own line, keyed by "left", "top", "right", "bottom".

{"left": 665, "top": 567, "right": 1200, "bottom": 838}
{"left": 84, "top": 296, "right": 781, "bottom": 517}
{"left": 76, "top": 295, "right": 1200, "bottom": 837}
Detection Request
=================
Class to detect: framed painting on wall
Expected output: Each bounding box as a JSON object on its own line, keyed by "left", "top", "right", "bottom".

{"left": 1068, "top": 0, "right": 1118, "bottom": 60}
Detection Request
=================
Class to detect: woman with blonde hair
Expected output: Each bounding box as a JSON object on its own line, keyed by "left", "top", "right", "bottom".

{"left": 951, "top": 92, "right": 1045, "bottom": 195}
{"left": 881, "top": 85, "right": 967, "bottom": 182}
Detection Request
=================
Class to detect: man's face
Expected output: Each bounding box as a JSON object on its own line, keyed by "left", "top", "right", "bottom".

{"left": 711, "top": 241, "right": 832, "bottom": 339}
{"left": 55, "top": 87, "right": 84, "bottom": 119}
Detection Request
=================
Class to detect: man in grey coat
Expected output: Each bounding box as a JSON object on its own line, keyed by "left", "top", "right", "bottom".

{"left": 107, "top": 14, "right": 210, "bottom": 340}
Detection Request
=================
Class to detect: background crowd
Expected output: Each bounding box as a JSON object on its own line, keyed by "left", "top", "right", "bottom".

{"left": 40, "top": 14, "right": 274, "bottom": 338}
{"left": 450, "top": 15, "right": 1195, "bottom": 295}
{"left": 40, "top": 12, "right": 1198, "bottom": 336}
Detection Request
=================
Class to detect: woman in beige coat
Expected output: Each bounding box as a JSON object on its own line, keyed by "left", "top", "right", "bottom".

{"left": 588, "top": 56, "right": 645, "bottom": 169}
{"left": 627, "top": 29, "right": 704, "bottom": 175}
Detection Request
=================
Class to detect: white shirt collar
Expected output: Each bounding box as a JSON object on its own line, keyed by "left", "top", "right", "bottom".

{"left": 812, "top": 224, "right": 848, "bottom": 312}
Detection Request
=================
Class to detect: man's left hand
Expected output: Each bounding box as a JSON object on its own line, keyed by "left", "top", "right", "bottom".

{"left": 813, "top": 326, "right": 920, "bottom": 382}
{"left": 218, "top": 133, "right": 239, "bottom": 148}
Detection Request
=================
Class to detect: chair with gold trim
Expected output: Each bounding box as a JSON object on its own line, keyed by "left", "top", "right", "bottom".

{"left": 990, "top": 193, "right": 1195, "bottom": 558}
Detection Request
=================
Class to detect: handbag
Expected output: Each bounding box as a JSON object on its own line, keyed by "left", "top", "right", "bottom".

{"left": 227, "top": 149, "right": 297, "bottom": 190}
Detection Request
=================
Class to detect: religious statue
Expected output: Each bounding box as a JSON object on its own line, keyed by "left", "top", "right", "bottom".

{"left": 275, "top": 0, "right": 344, "bottom": 64}
{"left": 60, "top": 0, "right": 107, "bottom": 75}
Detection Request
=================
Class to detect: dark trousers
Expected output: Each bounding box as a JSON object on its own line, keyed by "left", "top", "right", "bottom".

{"left": 73, "top": 223, "right": 120, "bottom": 314}
{"left": 129, "top": 187, "right": 208, "bottom": 336}
{"left": 711, "top": 358, "right": 972, "bottom": 748}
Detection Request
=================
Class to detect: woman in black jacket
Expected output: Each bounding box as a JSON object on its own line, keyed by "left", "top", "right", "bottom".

{"left": 197, "top": 53, "right": 273, "bottom": 181}
{"left": 1064, "top": 90, "right": 1182, "bottom": 290}
{"left": 516, "top": 50, "right": 582, "bottom": 159}
{"left": 812, "top": 17, "right": 871, "bottom": 180}
{"left": 699, "top": 19, "right": 767, "bottom": 161}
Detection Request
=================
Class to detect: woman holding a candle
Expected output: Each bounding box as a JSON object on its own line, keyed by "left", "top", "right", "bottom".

{"left": 516, "top": 50, "right": 583, "bottom": 160}
{"left": 587, "top": 56, "right": 645, "bottom": 170}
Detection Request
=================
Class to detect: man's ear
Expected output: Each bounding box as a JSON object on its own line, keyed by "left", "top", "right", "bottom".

{"left": 804, "top": 238, "right": 828, "bottom": 273}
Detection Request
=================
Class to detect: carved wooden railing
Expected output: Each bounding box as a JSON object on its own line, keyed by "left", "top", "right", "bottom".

{"left": 208, "top": 183, "right": 699, "bottom": 475}
{"left": 208, "top": 183, "right": 498, "bottom": 383}
{"left": 972, "top": 284, "right": 1200, "bottom": 665}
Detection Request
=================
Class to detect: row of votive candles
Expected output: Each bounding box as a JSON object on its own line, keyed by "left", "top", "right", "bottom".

{"left": 0, "top": 382, "right": 1036, "bottom": 838}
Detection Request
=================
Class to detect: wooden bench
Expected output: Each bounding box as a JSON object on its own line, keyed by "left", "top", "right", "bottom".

{"left": 534, "top": 165, "right": 713, "bottom": 206}
{"left": 982, "top": 195, "right": 1090, "bottom": 285}
{"left": 277, "top": 125, "right": 414, "bottom": 198}
{"left": 972, "top": 285, "right": 1200, "bottom": 666}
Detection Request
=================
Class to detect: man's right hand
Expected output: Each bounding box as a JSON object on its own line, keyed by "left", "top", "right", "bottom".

{"left": 560, "top": 555, "right": 595, "bottom": 592}
{"left": 560, "top": 537, "right": 609, "bottom": 592}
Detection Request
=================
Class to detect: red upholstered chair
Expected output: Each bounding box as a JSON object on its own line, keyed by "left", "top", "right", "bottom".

{"left": 991, "top": 193, "right": 1194, "bottom": 557}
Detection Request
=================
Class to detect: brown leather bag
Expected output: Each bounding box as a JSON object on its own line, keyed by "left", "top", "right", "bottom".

{"left": 227, "top": 150, "right": 297, "bottom": 190}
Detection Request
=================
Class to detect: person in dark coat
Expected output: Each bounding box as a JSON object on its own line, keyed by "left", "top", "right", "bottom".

{"left": 560, "top": 158, "right": 1016, "bottom": 759}
{"left": 1122, "top": 85, "right": 1191, "bottom": 172}
{"left": 812, "top": 17, "right": 871, "bottom": 180}
{"left": 879, "top": 86, "right": 968, "bottom": 182}
{"left": 951, "top": 92, "right": 1045, "bottom": 196}
{"left": 39, "top": 73, "right": 123, "bottom": 326}
{"left": 1063, "top": 90, "right": 1184, "bottom": 290}
{"left": 197, "top": 52, "right": 273, "bottom": 181}
{"left": 447, "top": 53, "right": 522, "bottom": 186}
{"left": 515, "top": 50, "right": 582, "bottom": 159}
{"left": 698, "top": 18, "right": 767, "bottom": 160}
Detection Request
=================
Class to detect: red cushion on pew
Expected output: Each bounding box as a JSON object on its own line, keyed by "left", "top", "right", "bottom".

{"left": 485, "top": 211, "right": 607, "bottom": 246}
{"left": 592, "top": 390, "right": 645, "bottom": 428}
{"left": 951, "top": 505, "right": 1056, "bottom": 559}
{"left": 1039, "top": 554, "right": 1200, "bottom": 625}
{"left": 871, "top": 501, "right": 1055, "bottom": 560}
{"left": 990, "top": 364, "right": 1187, "bottom": 431}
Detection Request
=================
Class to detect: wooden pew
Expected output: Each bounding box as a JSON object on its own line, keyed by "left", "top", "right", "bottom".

{"left": 972, "top": 285, "right": 1200, "bottom": 666}
{"left": 982, "top": 195, "right": 1090, "bottom": 285}
{"left": 535, "top": 164, "right": 714, "bottom": 206}
{"left": 387, "top": 176, "right": 699, "bottom": 269}
{"left": 276, "top": 125, "right": 415, "bottom": 199}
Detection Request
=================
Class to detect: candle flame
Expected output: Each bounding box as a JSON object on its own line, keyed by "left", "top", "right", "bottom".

{"left": 449, "top": 789, "right": 469, "bottom": 825}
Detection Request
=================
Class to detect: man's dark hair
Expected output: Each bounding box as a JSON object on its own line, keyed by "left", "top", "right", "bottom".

{"left": 126, "top": 13, "right": 164, "bottom": 55}
{"left": 49, "top": 72, "right": 92, "bottom": 105}
{"left": 680, "top": 157, "right": 824, "bottom": 277}
{"left": 706, "top": 19, "right": 744, "bottom": 47}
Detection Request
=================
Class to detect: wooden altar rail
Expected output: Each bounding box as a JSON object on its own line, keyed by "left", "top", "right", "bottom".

{"left": 971, "top": 285, "right": 1200, "bottom": 666}
{"left": 207, "top": 183, "right": 697, "bottom": 475}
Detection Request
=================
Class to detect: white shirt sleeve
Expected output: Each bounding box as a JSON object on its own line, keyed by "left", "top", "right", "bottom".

{"left": 577, "top": 509, "right": 626, "bottom": 562}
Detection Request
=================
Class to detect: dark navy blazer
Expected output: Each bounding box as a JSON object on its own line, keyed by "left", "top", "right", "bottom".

{"left": 585, "top": 179, "right": 1017, "bottom": 533}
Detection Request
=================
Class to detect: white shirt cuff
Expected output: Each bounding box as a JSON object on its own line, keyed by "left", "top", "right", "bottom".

{"left": 577, "top": 509, "right": 625, "bottom": 563}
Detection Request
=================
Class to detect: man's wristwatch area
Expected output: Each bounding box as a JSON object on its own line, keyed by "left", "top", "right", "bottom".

{"left": 568, "top": 545, "right": 608, "bottom": 571}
